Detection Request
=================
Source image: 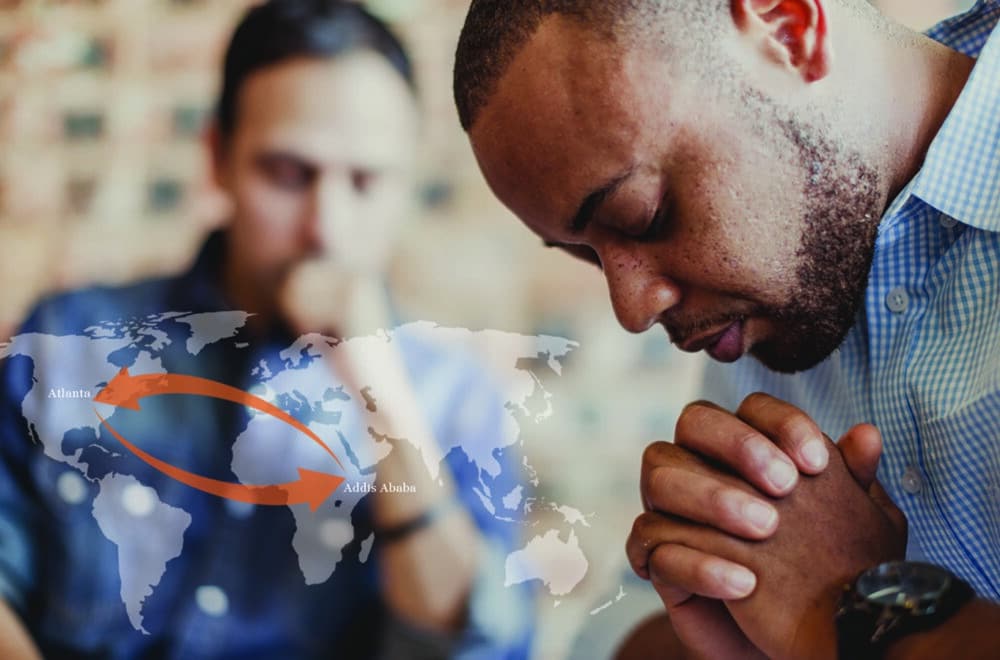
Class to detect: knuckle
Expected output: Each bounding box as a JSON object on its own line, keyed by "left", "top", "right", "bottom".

{"left": 648, "top": 543, "right": 679, "bottom": 576}
{"left": 735, "top": 429, "right": 766, "bottom": 458}
{"left": 683, "top": 399, "right": 718, "bottom": 414}
{"left": 642, "top": 440, "right": 673, "bottom": 468}
{"left": 694, "top": 555, "right": 720, "bottom": 587}
{"left": 735, "top": 431, "right": 776, "bottom": 477}
{"left": 707, "top": 484, "right": 733, "bottom": 522}
{"left": 630, "top": 511, "right": 658, "bottom": 541}
{"left": 675, "top": 402, "right": 714, "bottom": 441}
{"left": 737, "top": 391, "right": 772, "bottom": 416}
{"left": 628, "top": 514, "right": 669, "bottom": 571}
{"left": 773, "top": 413, "right": 816, "bottom": 447}
{"left": 646, "top": 466, "right": 676, "bottom": 504}
{"left": 625, "top": 522, "right": 644, "bottom": 565}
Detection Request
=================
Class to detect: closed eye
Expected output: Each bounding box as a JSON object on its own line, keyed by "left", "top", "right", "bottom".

{"left": 637, "top": 196, "right": 672, "bottom": 243}
{"left": 256, "top": 153, "right": 317, "bottom": 191}
{"left": 544, "top": 241, "right": 602, "bottom": 270}
{"left": 351, "top": 168, "right": 383, "bottom": 195}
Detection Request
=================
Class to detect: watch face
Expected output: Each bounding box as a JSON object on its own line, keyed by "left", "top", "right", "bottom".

{"left": 857, "top": 562, "right": 952, "bottom": 611}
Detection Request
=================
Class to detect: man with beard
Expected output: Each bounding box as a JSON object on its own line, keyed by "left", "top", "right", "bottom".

{"left": 454, "top": 0, "right": 1000, "bottom": 657}
{"left": 0, "top": 2, "right": 531, "bottom": 658}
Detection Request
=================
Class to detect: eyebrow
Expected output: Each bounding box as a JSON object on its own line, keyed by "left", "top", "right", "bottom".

{"left": 568, "top": 168, "right": 635, "bottom": 235}
{"left": 255, "top": 150, "right": 314, "bottom": 167}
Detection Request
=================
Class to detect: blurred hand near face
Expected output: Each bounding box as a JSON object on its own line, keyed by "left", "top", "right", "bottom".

{"left": 279, "top": 260, "right": 446, "bottom": 475}
{"left": 279, "top": 259, "right": 392, "bottom": 339}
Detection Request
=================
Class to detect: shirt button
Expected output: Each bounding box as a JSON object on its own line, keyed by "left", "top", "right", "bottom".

{"left": 57, "top": 471, "right": 87, "bottom": 504}
{"left": 195, "top": 585, "right": 229, "bottom": 617}
{"left": 939, "top": 214, "right": 959, "bottom": 229}
{"left": 901, "top": 466, "right": 924, "bottom": 495}
{"left": 886, "top": 287, "right": 910, "bottom": 314}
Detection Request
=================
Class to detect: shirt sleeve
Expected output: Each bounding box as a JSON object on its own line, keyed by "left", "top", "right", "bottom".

{"left": 432, "top": 362, "right": 536, "bottom": 659}
{"left": 374, "top": 537, "right": 533, "bottom": 660}
{"left": 0, "top": 324, "right": 46, "bottom": 616}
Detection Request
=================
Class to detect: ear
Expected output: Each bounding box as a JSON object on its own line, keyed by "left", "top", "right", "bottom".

{"left": 204, "top": 121, "right": 230, "bottom": 191}
{"left": 731, "top": 0, "right": 832, "bottom": 83}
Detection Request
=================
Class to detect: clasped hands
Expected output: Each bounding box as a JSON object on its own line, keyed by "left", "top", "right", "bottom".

{"left": 627, "top": 393, "right": 908, "bottom": 660}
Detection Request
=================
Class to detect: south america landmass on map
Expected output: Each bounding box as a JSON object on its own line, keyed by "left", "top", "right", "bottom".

{"left": 1, "top": 312, "right": 593, "bottom": 633}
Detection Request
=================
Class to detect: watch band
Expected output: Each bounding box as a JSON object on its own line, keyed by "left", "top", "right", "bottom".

{"left": 836, "top": 599, "right": 890, "bottom": 660}
{"left": 836, "top": 568, "right": 975, "bottom": 660}
{"left": 373, "top": 498, "right": 459, "bottom": 544}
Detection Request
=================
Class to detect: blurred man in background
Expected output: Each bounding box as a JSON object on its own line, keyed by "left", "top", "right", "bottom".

{"left": 0, "top": 1, "right": 531, "bottom": 658}
{"left": 455, "top": 0, "right": 1000, "bottom": 657}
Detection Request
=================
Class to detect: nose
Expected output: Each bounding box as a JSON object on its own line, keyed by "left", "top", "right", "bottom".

{"left": 303, "top": 171, "right": 354, "bottom": 255}
{"left": 600, "top": 244, "right": 681, "bottom": 333}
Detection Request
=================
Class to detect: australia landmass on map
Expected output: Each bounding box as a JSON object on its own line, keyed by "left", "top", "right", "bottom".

{"left": 1, "top": 313, "right": 592, "bottom": 633}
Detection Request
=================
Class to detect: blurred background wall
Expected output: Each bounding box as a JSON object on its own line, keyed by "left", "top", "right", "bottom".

{"left": 0, "top": 0, "right": 978, "bottom": 657}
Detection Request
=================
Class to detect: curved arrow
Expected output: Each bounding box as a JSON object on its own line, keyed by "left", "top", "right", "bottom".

{"left": 95, "top": 368, "right": 344, "bottom": 471}
{"left": 96, "top": 412, "right": 344, "bottom": 511}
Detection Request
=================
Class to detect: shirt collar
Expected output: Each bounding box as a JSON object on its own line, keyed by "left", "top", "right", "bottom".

{"left": 166, "top": 229, "right": 308, "bottom": 346}
{"left": 166, "top": 229, "right": 230, "bottom": 313}
{"left": 910, "top": 11, "right": 1000, "bottom": 232}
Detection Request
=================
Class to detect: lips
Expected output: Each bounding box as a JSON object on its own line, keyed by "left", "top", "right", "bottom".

{"left": 706, "top": 321, "right": 744, "bottom": 362}
{"left": 677, "top": 320, "right": 745, "bottom": 363}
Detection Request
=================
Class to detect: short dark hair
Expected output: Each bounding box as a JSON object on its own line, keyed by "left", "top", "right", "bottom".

{"left": 217, "top": 0, "right": 415, "bottom": 139}
{"left": 453, "top": 0, "right": 724, "bottom": 131}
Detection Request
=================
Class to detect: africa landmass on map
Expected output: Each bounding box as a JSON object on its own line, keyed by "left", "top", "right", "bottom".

{"left": 1, "top": 312, "right": 592, "bottom": 633}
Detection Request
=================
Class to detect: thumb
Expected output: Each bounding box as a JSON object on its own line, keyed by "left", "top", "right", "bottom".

{"left": 869, "top": 480, "right": 908, "bottom": 536}
{"left": 837, "top": 423, "right": 883, "bottom": 490}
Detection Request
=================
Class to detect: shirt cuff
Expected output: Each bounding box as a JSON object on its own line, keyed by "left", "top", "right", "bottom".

{"left": 376, "top": 536, "right": 534, "bottom": 660}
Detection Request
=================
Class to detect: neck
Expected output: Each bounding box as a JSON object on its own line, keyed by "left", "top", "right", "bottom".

{"left": 222, "top": 252, "right": 279, "bottom": 333}
{"left": 884, "top": 37, "right": 974, "bottom": 202}
{"left": 842, "top": 11, "right": 975, "bottom": 210}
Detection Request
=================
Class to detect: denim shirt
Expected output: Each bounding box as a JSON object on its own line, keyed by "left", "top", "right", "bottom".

{"left": 0, "top": 232, "right": 533, "bottom": 659}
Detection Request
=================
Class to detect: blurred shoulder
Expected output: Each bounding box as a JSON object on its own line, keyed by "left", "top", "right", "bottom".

{"left": 391, "top": 321, "right": 504, "bottom": 401}
{"left": 18, "top": 276, "right": 178, "bottom": 336}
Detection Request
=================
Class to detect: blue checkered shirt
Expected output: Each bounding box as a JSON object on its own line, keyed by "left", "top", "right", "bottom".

{"left": 703, "top": 0, "right": 1000, "bottom": 600}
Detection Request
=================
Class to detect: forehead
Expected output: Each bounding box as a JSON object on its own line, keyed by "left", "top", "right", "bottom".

{"left": 233, "top": 53, "right": 417, "bottom": 164}
{"left": 469, "top": 16, "right": 689, "bottom": 235}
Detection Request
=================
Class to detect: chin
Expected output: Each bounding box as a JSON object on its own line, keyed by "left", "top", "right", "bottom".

{"left": 750, "top": 332, "right": 849, "bottom": 374}
{"left": 751, "top": 351, "right": 828, "bottom": 374}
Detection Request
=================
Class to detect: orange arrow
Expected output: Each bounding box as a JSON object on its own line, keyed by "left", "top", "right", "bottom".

{"left": 96, "top": 412, "right": 345, "bottom": 511}
{"left": 95, "top": 368, "right": 344, "bottom": 471}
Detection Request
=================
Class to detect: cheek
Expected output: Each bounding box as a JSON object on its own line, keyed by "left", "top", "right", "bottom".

{"left": 671, "top": 115, "right": 810, "bottom": 285}
{"left": 228, "top": 185, "right": 311, "bottom": 278}
{"left": 366, "top": 185, "right": 409, "bottom": 237}
{"left": 326, "top": 187, "right": 409, "bottom": 271}
{"left": 678, "top": 160, "right": 805, "bottom": 295}
{"left": 234, "top": 178, "right": 309, "bottom": 244}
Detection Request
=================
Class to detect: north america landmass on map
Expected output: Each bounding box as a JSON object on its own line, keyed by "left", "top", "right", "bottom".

{"left": 0, "top": 312, "right": 592, "bottom": 633}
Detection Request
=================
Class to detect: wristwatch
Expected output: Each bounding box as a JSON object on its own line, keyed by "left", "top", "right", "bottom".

{"left": 835, "top": 561, "right": 975, "bottom": 659}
